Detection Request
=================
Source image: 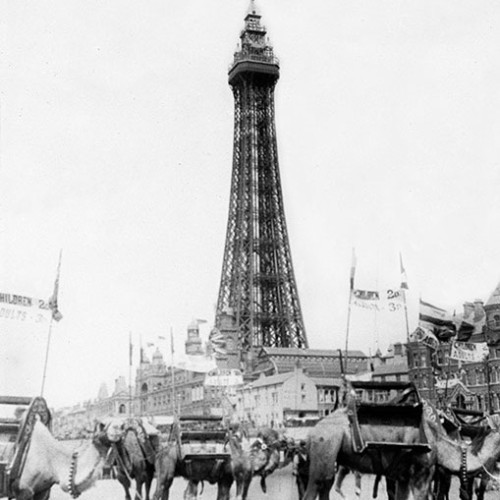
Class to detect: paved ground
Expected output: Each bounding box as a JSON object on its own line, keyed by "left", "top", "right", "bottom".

{"left": 49, "top": 464, "right": 499, "bottom": 500}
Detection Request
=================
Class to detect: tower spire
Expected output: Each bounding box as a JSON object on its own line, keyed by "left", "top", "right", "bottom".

{"left": 216, "top": 6, "right": 308, "bottom": 372}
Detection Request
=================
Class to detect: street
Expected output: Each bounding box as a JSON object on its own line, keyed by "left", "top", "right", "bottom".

{"left": 49, "top": 464, "right": 498, "bottom": 500}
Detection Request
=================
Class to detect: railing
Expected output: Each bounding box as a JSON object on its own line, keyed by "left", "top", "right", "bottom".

{"left": 229, "top": 52, "right": 280, "bottom": 71}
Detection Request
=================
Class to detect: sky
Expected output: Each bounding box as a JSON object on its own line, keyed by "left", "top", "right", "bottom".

{"left": 1, "top": 0, "right": 500, "bottom": 408}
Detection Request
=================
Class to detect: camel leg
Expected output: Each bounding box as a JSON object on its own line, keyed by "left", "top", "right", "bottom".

{"left": 303, "top": 437, "right": 341, "bottom": 500}
{"left": 33, "top": 489, "right": 51, "bottom": 500}
{"left": 216, "top": 477, "right": 233, "bottom": 500}
{"left": 238, "top": 472, "right": 252, "bottom": 500}
{"left": 333, "top": 466, "right": 350, "bottom": 498}
{"left": 409, "top": 467, "right": 434, "bottom": 500}
{"left": 135, "top": 479, "right": 143, "bottom": 500}
{"left": 354, "top": 471, "right": 362, "bottom": 496}
{"left": 153, "top": 477, "right": 173, "bottom": 500}
{"left": 395, "top": 480, "right": 411, "bottom": 500}
{"left": 117, "top": 469, "right": 132, "bottom": 500}
{"left": 184, "top": 481, "right": 198, "bottom": 500}
{"left": 144, "top": 468, "right": 154, "bottom": 500}
{"left": 475, "top": 474, "right": 487, "bottom": 500}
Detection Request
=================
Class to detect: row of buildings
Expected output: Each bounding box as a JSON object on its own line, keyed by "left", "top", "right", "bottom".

{"left": 53, "top": 283, "right": 500, "bottom": 437}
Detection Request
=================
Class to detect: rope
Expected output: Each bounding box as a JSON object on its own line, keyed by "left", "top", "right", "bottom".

{"left": 112, "top": 444, "right": 145, "bottom": 500}
{"left": 481, "top": 465, "right": 500, "bottom": 485}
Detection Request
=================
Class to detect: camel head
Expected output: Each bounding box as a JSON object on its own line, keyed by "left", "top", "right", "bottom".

{"left": 249, "top": 437, "right": 280, "bottom": 479}
{"left": 92, "top": 417, "right": 125, "bottom": 455}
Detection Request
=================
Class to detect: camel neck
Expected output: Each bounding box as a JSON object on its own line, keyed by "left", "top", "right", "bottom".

{"left": 437, "top": 433, "right": 500, "bottom": 474}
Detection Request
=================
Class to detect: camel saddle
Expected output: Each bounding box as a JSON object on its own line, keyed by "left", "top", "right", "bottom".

{"left": 0, "top": 396, "right": 51, "bottom": 498}
{"left": 448, "top": 407, "right": 491, "bottom": 440}
{"left": 346, "top": 381, "right": 431, "bottom": 454}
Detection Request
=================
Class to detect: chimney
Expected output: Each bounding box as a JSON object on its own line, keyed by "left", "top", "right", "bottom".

{"left": 463, "top": 302, "right": 474, "bottom": 320}
{"left": 473, "top": 299, "right": 485, "bottom": 322}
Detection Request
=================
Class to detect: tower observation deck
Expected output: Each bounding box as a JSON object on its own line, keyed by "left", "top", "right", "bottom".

{"left": 216, "top": 2, "right": 308, "bottom": 370}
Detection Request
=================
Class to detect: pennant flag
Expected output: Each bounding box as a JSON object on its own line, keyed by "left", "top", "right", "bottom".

{"left": 399, "top": 253, "right": 409, "bottom": 290}
{"left": 450, "top": 341, "right": 489, "bottom": 363}
{"left": 48, "top": 251, "right": 63, "bottom": 322}
{"left": 158, "top": 335, "right": 166, "bottom": 340}
{"left": 146, "top": 342, "right": 155, "bottom": 348}
{"left": 409, "top": 326, "right": 439, "bottom": 350}
{"left": 350, "top": 248, "right": 356, "bottom": 291}
{"left": 196, "top": 319, "right": 208, "bottom": 324}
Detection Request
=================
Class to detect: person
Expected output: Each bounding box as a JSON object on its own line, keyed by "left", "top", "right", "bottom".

{"left": 292, "top": 440, "right": 309, "bottom": 500}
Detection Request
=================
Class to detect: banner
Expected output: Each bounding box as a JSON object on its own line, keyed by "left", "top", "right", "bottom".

{"left": 449, "top": 341, "right": 489, "bottom": 363}
{"left": 0, "top": 291, "right": 51, "bottom": 328}
{"left": 204, "top": 368, "right": 243, "bottom": 387}
{"left": 352, "top": 288, "right": 404, "bottom": 312}
{"left": 174, "top": 354, "right": 217, "bottom": 373}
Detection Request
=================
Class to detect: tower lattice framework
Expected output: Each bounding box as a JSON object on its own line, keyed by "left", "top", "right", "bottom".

{"left": 216, "top": 4, "right": 308, "bottom": 360}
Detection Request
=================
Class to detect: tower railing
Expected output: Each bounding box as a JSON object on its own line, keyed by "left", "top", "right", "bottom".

{"left": 229, "top": 52, "right": 280, "bottom": 71}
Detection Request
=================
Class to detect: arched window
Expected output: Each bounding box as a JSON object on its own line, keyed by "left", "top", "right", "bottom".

{"left": 141, "top": 382, "right": 148, "bottom": 393}
{"left": 118, "top": 404, "right": 126, "bottom": 414}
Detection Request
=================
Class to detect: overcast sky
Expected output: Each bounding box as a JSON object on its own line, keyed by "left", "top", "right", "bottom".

{"left": 1, "top": 0, "right": 500, "bottom": 408}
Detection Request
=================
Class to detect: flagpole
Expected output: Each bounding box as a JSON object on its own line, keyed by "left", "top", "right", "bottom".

{"left": 129, "top": 332, "right": 133, "bottom": 417}
{"left": 399, "top": 253, "right": 411, "bottom": 343}
{"left": 344, "top": 248, "right": 356, "bottom": 378}
{"left": 41, "top": 250, "right": 63, "bottom": 397}
{"left": 170, "top": 327, "right": 177, "bottom": 418}
{"left": 40, "top": 316, "right": 54, "bottom": 396}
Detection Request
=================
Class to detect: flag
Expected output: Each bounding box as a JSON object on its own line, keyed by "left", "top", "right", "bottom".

{"left": 419, "top": 299, "right": 455, "bottom": 328}
{"left": 409, "top": 326, "right": 439, "bottom": 350}
{"left": 146, "top": 342, "right": 155, "bottom": 348}
{"left": 399, "top": 253, "right": 408, "bottom": 290}
{"left": 455, "top": 320, "right": 475, "bottom": 342}
{"left": 196, "top": 319, "right": 208, "bottom": 324}
{"left": 48, "top": 250, "right": 63, "bottom": 321}
{"left": 349, "top": 248, "right": 356, "bottom": 290}
{"left": 158, "top": 335, "right": 166, "bottom": 340}
{"left": 208, "top": 328, "right": 227, "bottom": 354}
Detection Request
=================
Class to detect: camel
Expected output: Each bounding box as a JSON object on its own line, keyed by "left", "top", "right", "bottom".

{"left": 9, "top": 417, "right": 123, "bottom": 500}
{"left": 153, "top": 428, "right": 276, "bottom": 500}
{"left": 227, "top": 433, "right": 280, "bottom": 500}
{"left": 153, "top": 441, "right": 234, "bottom": 500}
{"left": 113, "top": 422, "right": 156, "bottom": 500}
{"left": 303, "top": 403, "right": 500, "bottom": 500}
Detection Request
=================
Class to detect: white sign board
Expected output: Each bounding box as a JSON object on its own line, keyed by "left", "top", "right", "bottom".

{"left": 204, "top": 368, "right": 243, "bottom": 387}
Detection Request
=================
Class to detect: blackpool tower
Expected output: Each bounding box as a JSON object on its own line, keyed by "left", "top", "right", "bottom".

{"left": 215, "top": 2, "right": 308, "bottom": 366}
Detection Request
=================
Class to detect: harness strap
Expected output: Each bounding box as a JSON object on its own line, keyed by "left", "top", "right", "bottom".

{"left": 112, "top": 443, "right": 145, "bottom": 500}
